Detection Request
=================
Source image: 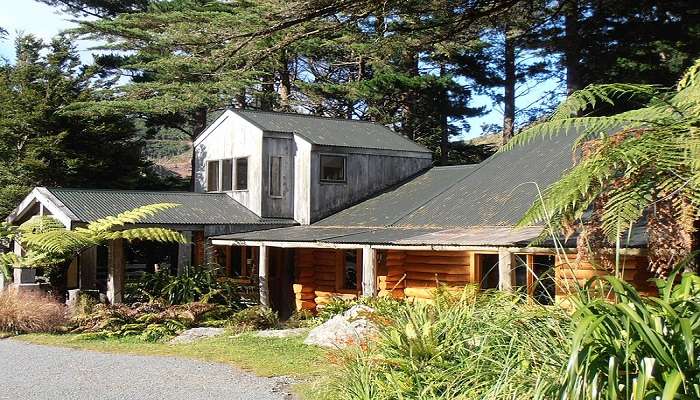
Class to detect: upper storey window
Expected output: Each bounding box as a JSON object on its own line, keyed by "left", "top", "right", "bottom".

{"left": 235, "top": 157, "right": 248, "bottom": 190}
{"left": 206, "top": 160, "right": 219, "bottom": 192}
{"left": 320, "top": 154, "right": 346, "bottom": 183}
{"left": 221, "top": 159, "right": 233, "bottom": 191}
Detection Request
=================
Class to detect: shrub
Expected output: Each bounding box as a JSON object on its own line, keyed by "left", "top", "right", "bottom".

{"left": 126, "top": 265, "right": 245, "bottom": 308}
{"left": 228, "top": 306, "right": 279, "bottom": 333}
{"left": 553, "top": 270, "right": 700, "bottom": 400}
{"left": 71, "top": 301, "right": 235, "bottom": 342}
{"left": 331, "top": 289, "right": 571, "bottom": 400}
{"left": 316, "top": 296, "right": 407, "bottom": 324}
{"left": 0, "top": 290, "right": 68, "bottom": 334}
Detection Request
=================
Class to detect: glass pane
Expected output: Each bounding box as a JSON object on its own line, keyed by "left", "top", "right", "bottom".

{"left": 320, "top": 155, "right": 345, "bottom": 182}
{"left": 221, "top": 159, "right": 233, "bottom": 191}
{"left": 533, "top": 255, "right": 556, "bottom": 305}
{"left": 270, "top": 156, "right": 282, "bottom": 197}
{"left": 344, "top": 250, "right": 357, "bottom": 290}
{"left": 236, "top": 158, "right": 248, "bottom": 190}
{"left": 206, "top": 160, "right": 219, "bottom": 191}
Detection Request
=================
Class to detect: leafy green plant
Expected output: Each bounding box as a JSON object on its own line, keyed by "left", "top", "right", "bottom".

{"left": 72, "top": 301, "right": 235, "bottom": 342}
{"left": 128, "top": 265, "right": 245, "bottom": 308}
{"left": 227, "top": 305, "right": 279, "bottom": 333}
{"left": 330, "top": 289, "right": 571, "bottom": 400}
{"left": 554, "top": 270, "right": 700, "bottom": 400}
{"left": 0, "top": 203, "right": 186, "bottom": 274}
{"left": 506, "top": 59, "right": 700, "bottom": 276}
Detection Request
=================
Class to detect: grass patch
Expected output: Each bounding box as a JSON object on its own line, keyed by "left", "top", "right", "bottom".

{"left": 18, "top": 332, "right": 329, "bottom": 380}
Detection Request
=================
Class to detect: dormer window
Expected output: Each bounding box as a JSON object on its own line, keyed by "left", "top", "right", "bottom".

{"left": 235, "top": 157, "right": 248, "bottom": 190}
{"left": 320, "top": 154, "right": 346, "bottom": 183}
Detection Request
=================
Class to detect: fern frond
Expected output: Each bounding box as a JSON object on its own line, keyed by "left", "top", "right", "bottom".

{"left": 84, "top": 203, "right": 180, "bottom": 233}
{"left": 551, "top": 83, "right": 663, "bottom": 120}
{"left": 106, "top": 228, "right": 187, "bottom": 244}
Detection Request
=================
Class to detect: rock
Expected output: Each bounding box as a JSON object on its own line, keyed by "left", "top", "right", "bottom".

{"left": 169, "top": 327, "right": 225, "bottom": 344}
{"left": 304, "top": 305, "right": 378, "bottom": 348}
{"left": 255, "top": 328, "right": 309, "bottom": 338}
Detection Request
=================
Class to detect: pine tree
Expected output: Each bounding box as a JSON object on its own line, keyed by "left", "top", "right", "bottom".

{"left": 0, "top": 34, "right": 152, "bottom": 218}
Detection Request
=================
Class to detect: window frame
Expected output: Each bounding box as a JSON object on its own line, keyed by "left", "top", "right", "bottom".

{"left": 319, "top": 154, "right": 347, "bottom": 184}
{"left": 335, "top": 249, "right": 362, "bottom": 293}
{"left": 206, "top": 160, "right": 220, "bottom": 192}
{"left": 268, "top": 155, "right": 284, "bottom": 198}
{"left": 234, "top": 157, "right": 249, "bottom": 191}
{"left": 221, "top": 158, "right": 234, "bottom": 192}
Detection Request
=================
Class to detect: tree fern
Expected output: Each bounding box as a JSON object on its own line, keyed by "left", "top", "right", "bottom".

{"left": 510, "top": 59, "right": 700, "bottom": 276}
{"left": 1, "top": 203, "right": 187, "bottom": 278}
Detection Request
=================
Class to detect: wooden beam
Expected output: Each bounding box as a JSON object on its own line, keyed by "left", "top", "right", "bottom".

{"left": 258, "top": 245, "right": 270, "bottom": 307}
{"left": 177, "top": 231, "right": 192, "bottom": 275}
{"left": 362, "top": 246, "right": 377, "bottom": 297}
{"left": 498, "top": 247, "right": 514, "bottom": 292}
{"left": 107, "top": 239, "right": 125, "bottom": 304}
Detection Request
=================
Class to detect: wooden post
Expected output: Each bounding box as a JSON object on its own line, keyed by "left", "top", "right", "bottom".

{"left": 79, "top": 246, "right": 97, "bottom": 290}
{"left": 107, "top": 239, "right": 125, "bottom": 304}
{"left": 498, "top": 247, "right": 514, "bottom": 292}
{"left": 362, "top": 246, "right": 377, "bottom": 297}
{"left": 258, "top": 245, "right": 270, "bottom": 307}
{"left": 177, "top": 231, "right": 192, "bottom": 275}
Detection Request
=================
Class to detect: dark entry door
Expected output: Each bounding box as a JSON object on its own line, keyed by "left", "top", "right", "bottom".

{"left": 269, "top": 248, "right": 296, "bottom": 320}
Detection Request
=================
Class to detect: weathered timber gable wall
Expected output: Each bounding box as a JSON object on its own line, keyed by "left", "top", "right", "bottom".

{"left": 308, "top": 146, "right": 432, "bottom": 223}
{"left": 193, "top": 112, "right": 264, "bottom": 215}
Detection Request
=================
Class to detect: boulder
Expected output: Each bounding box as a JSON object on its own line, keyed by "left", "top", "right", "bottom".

{"left": 169, "top": 327, "right": 225, "bottom": 344}
{"left": 304, "top": 305, "right": 378, "bottom": 348}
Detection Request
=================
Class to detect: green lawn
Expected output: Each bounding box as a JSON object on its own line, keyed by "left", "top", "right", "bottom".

{"left": 17, "top": 332, "right": 335, "bottom": 398}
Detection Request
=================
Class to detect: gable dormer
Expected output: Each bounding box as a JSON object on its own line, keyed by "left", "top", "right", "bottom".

{"left": 193, "top": 109, "right": 432, "bottom": 224}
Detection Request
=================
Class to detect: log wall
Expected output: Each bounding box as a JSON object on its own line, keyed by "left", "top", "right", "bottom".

{"left": 555, "top": 254, "right": 655, "bottom": 298}
{"left": 291, "top": 247, "right": 652, "bottom": 312}
{"left": 292, "top": 248, "right": 359, "bottom": 312}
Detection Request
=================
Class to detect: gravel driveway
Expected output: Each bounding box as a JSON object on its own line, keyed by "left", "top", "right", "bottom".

{"left": 0, "top": 339, "right": 295, "bottom": 400}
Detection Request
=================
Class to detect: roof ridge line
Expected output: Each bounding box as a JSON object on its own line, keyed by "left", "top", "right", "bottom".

{"left": 231, "top": 108, "right": 379, "bottom": 125}
{"left": 47, "top": 187, "right": 227, "bottom": 195}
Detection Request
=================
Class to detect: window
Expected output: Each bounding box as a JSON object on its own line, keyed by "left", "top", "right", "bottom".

{"left": 220, "top": 159, "right": 233, "bottom": 191}
{"left": 206, "top": 160, "right": 219, "bottom": 192}
{"left": 235, "top": 157, "right": 248, "bottom": 190}
{"left": 343, "top": 250, "right": 358, "bottom": 290}
{"left": 514, "top": 254, "right": 556, "bottom": 305}
{"left": 269, "top": 156, "right": 283, "bottom": 197}
{"left": 320, "top": 154, "right": 346, "bottom": 182}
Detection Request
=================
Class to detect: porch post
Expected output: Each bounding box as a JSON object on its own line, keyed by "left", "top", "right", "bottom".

{"left": 362, "top": 246, "right": 377, "bottom": 297}
{"left": 498, "top": 247, "right": 514, "bottom": 291}
{"left": 177, "top": 231, "right": 193, "bottom": 275}
{"left": 107, "top": 239, "right": 125, "bottom": 304}
{"left": 258, "top": 245, "right": 270, "bottom": 307}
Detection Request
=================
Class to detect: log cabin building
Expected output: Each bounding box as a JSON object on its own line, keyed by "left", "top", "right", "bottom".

{"left": 5, "top": 109, "right": 650, "bottom": 315}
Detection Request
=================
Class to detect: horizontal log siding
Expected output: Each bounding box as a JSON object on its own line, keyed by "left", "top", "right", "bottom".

{"left": 292, "top": 248, "right": 359, "bottom": 312}
{"left": 555, "top": 254, "right": 655, "bottom": 300}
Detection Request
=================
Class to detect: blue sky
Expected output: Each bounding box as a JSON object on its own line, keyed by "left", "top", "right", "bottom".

{"left": 0, "top": 1, "right": 562, "bottom": 140}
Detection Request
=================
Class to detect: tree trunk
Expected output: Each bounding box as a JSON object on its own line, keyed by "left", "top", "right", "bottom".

{"left": 502, "top": 28, "right": 516, "bottom": 145}
{"left": 190, "top": 108, "right": 208, "bottom": 191}
{"left": 438, "top": 64, "right": 450, "bottom": 165}
{"left": 401, "top": 50, "right": 419, "bottom": 140}
{"left": 278, "top": 49, "right": 291, "bottom": 112}
{"left": 564, "top": 0, "right": 581, "bottom": 96}
{"left": 260, "top": 74, "right": 275, "bottom": 111}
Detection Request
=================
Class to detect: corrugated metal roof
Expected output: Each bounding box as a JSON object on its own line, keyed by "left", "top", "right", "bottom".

{"left": 232, "top": 109, "right": 430, "bottom": 153}
{"left": 213, "top": 226, "right": 373, "bottom": 242}
{"left": 211, "top": 226, "right": 545, "bottom": 247}
{"left": 393, "top": 131, "right": 577, "bottom": 227}
{"left": 46, "top": 188, "right": 293, "bottom": 226}
{"left": 316, "top": 165, "right": 478, "bottom": 227}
